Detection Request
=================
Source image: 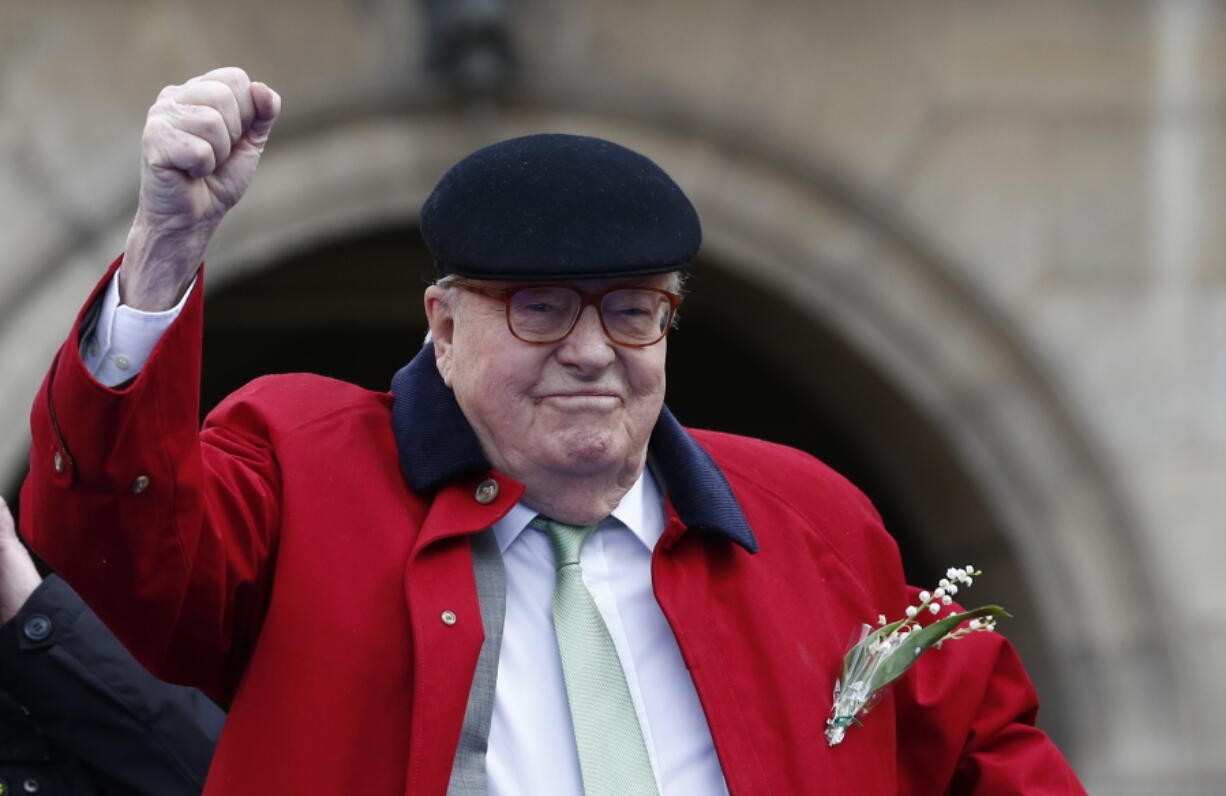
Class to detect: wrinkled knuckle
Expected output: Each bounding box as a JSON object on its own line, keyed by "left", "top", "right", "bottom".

{"left": 190, "top": 135, "right": 214, "bottom": 160}
{"left": 164, "top": 105, "right": 201, "bottom": 134}
{"left": 147, "top": 97, "right": 176, "bottom": 121}
{"left": 171, "top": 134, "right": 206, "bottom": 162}
{"left": 193, "top": 103, "right": 226, "bottom": 127}
{"left": 212, "top": 109, "right": 235, "bottom": 139}
{"left": 220, "top": 65, "right": 251, "bottom": 85}
{"left": 143, "top": 114, "right": 175, "bottom": 142}
{"left": 203, "top": 68, "right": 250, "bottom": 102}
{"left": 161, "top": 138, "right": 186, "bottom": 164}
{"left": 197, "top": 103, "right": 238, "bottom": 139}
{"left": 184, "top": 139, "right": 216, "bottom": 176}
{"left": 196, "top": 80, "right": 230, "bottom": 106}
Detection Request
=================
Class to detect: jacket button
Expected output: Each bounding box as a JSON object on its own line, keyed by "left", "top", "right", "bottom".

{"left": 22, "top": 779, "right": 39, "bottom": 794}
{"left": 22, "top": 614, "right": 52, "bottom": 642}
{"left": 131, "top": 475, "right": 151, "bottom": 494}
{"left": 52, "top": 451, "right": 64, "bottom": 473}
{"left": 474, "top": 478, "right": 499, "bottom": 504}
{"left": 441, "top": 610, "right": 457, "bottom": 626}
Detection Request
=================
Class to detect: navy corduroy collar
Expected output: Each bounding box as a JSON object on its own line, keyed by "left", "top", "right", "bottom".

{"left": 389, "top": 346, "right": 758, "bottom": 554}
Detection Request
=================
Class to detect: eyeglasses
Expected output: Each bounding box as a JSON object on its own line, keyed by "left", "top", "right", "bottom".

{"left": 444, "top": 277, "right": 682, "bottom": 347}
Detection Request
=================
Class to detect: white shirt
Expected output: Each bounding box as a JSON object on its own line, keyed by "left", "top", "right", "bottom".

{"left": 84, "top": 271, "right": 729, "bottom": 795}
{"left": 80, "top": 270, "right": 194, "bottom": 386}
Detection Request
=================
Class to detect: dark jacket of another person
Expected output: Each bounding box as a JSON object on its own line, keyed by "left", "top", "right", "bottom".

{"left": 0, "top": 575, "right": 223, "bottom": 795}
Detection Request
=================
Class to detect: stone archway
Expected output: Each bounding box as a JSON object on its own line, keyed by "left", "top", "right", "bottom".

{"left": 1, "top": 96, "right": 1174, "bottom": 787}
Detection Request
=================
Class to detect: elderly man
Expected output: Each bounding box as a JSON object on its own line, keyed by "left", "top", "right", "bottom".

{"left": 21, "top": 68, "right": 1084, "bottom": 795}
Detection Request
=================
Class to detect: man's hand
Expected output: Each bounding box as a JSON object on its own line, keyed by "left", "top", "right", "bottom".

{"left": 120, "top": 67, "right": 281, "bottom": 311}
{"left": 0, "top": 497, "right": 42, "bottom": 626}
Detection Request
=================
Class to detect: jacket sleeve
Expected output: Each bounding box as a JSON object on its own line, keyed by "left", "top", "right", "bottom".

{"left": 20, "top": 256, "right": 282, "bottom": 702}
{"left": 894, "top": 587, "right": 1087, "bottom": 795}
{"left": 0, "top": 575, "right": 224, "bottom": 796}
{"left": 947, "top": 637, "right": 1086, "bottom": 794}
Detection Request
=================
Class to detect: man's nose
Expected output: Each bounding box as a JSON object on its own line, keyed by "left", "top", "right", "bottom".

{"left": 557, "top": 305, "right": 616, "bottom": 369}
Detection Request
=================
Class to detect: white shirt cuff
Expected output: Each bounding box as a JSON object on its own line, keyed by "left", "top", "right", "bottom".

{"left": 80, "top": 268, "right": 196, "bottom": 387}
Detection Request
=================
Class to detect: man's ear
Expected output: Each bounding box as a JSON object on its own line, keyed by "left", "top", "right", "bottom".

{"left": 423, "top": 285, "right": 457, "bottom": 387}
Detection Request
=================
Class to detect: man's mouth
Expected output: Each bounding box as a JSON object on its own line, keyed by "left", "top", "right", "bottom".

{"left": 539, "top": 392, "right": 621, "bottom": 409}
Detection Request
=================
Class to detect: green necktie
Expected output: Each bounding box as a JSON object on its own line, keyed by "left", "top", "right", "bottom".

{"left": 531, "top": 516, "right": 660, "bottom": 796}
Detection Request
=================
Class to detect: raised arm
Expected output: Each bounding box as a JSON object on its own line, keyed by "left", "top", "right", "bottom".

{"left": 21, "top": 69, "right": 285, "bottom": 703}
{"left": 120, "top": 66, "right": 279, "bottom": 310}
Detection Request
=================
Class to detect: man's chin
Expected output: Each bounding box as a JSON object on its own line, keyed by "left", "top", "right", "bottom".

{"left": 544, "top": 432, "right": 626, "bottom": 474}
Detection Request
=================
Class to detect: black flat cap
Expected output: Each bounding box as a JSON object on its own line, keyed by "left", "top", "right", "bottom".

{"left": 420, "top": 133, "right": 701, "bottom": 280}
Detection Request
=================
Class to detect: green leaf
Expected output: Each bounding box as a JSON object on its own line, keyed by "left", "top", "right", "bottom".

{"left": 865, "top": 605, "right": 1011, "bottom": 694}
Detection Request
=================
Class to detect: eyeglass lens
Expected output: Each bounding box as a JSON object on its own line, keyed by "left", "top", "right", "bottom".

{"left": 508, "top": 287, "right": 672, "bottom": 344}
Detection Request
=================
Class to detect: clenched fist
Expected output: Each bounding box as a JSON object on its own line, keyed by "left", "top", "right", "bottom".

{"left": 121, "top": 67, "right": 281, "bottom": 311}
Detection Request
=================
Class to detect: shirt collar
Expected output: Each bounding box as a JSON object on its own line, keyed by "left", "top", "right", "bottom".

{"left": 389, "top": 345, "right": 758, "bottom": 554}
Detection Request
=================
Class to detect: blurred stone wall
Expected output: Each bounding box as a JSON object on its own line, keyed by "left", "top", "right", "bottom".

{"left": 2, "top": 1, "right": 1223, "bottom": 792}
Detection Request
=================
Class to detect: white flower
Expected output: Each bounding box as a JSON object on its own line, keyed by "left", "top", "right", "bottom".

{"left": 929, "top": 603, "right": 940, "bottom": 615}
{"left": 964, "top": 577, "right": 973, "bottom": 587}
{"left": 878, "top": 614, "right": 887, "bottom": 626}
{"left": 905, "top": 606, "right": 918, "bottom": 618}
{"left": 947, "top": 584, "right": 958, "bottom": 595}
{"left": 942, "top": 595, "right": 952, "bottom": 605}
{"left": 969, "top": 619, "right": 981, "bottom": 630}
{"left": 919, "top": 590, "right": 931, "bottom": 603}
{"left": 946, "top": 568, "right": 958, "bottom": 580}
{"left": 939, "top": 578, "right": 950, "bottom": 589}
{"left": 933, "top": 587, "right": 945, "bottom": 598}
{"left": 965, "top": 565, "right": 975, "bottom": 575}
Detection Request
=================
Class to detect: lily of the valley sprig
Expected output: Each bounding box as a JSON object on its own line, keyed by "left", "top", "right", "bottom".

{"left": 825, "top": 566, "right": 1012, "bottom": 746}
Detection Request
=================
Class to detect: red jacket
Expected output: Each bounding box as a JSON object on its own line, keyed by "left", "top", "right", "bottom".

{"left": 22, "top": 260, "right": 1085, "bottom": 794}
